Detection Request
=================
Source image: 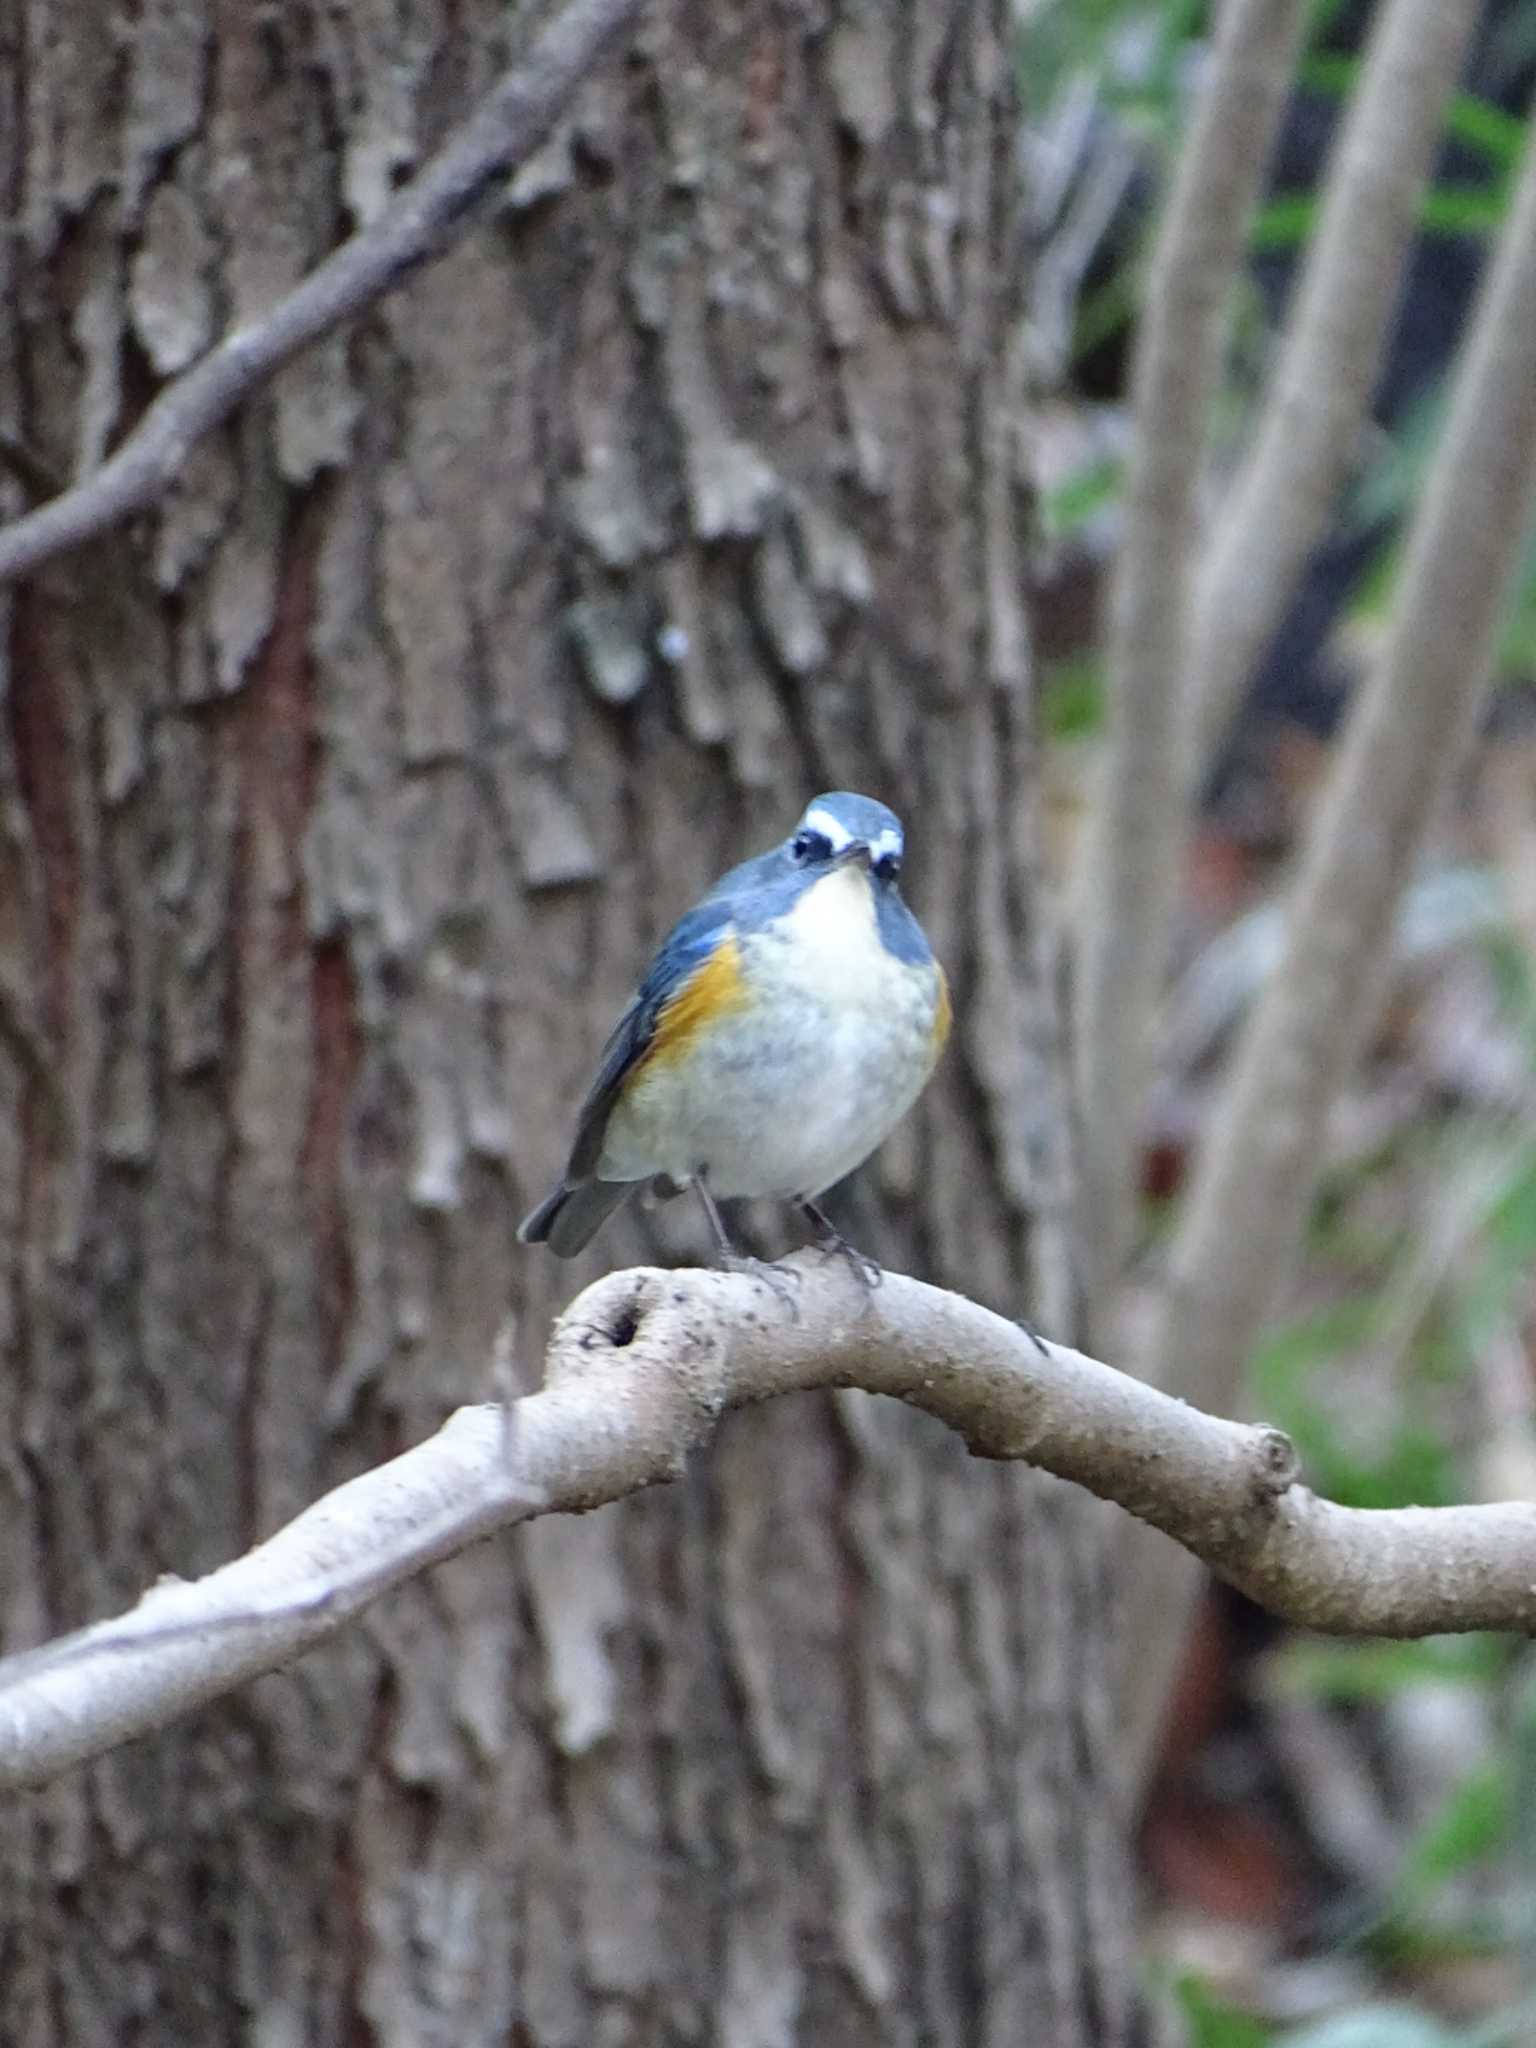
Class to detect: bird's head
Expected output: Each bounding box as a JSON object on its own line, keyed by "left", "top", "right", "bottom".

{"left": 782, "top": 792, "right": 905, "bottom": 890}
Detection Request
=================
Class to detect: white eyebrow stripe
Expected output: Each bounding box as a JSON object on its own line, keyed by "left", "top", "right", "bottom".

{"left": 872, "top": 826, "right": 902, "bottom": 860}
{"left": 803, "top": 807, "right": 855, "bottom": 851}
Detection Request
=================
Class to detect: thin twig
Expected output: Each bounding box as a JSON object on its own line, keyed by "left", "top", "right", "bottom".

{"left": 5, "top": 1258, "right": 1536, "bottom": 1792}
{"left": 1072, "top": 0, "right": 1308, "bottom": 1316}
{"left": 1190, "top": 0, "right": 1482, "bottom": 767}
{"left": 0, "top": 0, "right": 645, "bottom": 586}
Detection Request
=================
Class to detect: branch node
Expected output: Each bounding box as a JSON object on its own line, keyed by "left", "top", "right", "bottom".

{"left": 1251, "top": 1425, "right": 1301, "bottom": 1502}
{"left": 548, "top": 1272, "right": 654, "bottom": 1375}
{"left": 545, "top": 1270, "right": 732, "bottom": 1453}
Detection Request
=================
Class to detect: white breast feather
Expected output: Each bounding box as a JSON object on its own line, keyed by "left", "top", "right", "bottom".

{"left": 596, "top": 863, "right": 941, "bottom": 1200}
{"left": 776, "top": 862, "right": 889, "bottom": 996}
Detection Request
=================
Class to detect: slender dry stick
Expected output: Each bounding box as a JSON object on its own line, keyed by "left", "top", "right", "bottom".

{"left": 1190, "top": 0, "right": 1482, "bottom": 768}
{"left": 0, "top": 0, "right": 644, "bottom": 586}
{"left": 1148, "top": 101, "right": 1536, "bottom": 1446}
{"left": 6, "top": 1257, "right": 1536, "bottom": 1793}
{"left": 1124, "top": 103, "right": 1536, "bottom": 1781}
{"left": 1072, "top": 0, "right": 1308, "bottom": 1317}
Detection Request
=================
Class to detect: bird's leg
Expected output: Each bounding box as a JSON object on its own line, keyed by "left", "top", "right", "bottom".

{"left": 799, "top": 1198, "right": 882, "bottom": 1289}
{"left": 693, "top": 1173, "right": 801, "bottom": 1315}
{"left": 692, "top": 1175, "right": 736, "bottom": 1260}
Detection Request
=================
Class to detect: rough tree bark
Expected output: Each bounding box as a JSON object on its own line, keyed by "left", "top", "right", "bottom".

{"left": 0, "top": 3, "right": 1132, "bottom": 2043}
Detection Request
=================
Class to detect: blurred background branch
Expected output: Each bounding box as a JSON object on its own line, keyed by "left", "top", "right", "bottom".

{"left": 1189, "top": 0, "right": 1483, "bottom": 769}
{"left": 1121, "top": 71, "right": 1536, "bottom": 1794}
{"left": 1072, "top": 0, "right": 1308, "bottom": 1321}
{"left": 1033, "top": 0, "right": 1536, "bottom": 2031}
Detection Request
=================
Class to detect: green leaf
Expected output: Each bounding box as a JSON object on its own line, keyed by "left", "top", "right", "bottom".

{"left": 1420, "top": 184, "right": 1508, "bottom": 237}
{"left": 1041, "top": 455, "right": 1125, "bottom": 541}
{"left": 1041, "top": 656, "right": 1105, "bottom": 740}
{"left": 1250, "top": 191, "right": 1319, "bottom": 253}
{"left": 1175, "top": 1972, "right": 1273, "bottom": 2048}
{"left": 1274, "top": 1637, "right": 1504, "bottom": 1705}
{"left": 1251, "top": 178, "right": 1506, "bottom": 258}
{"left": 1072, "top": 271, "right": 1137, "bottom": 361}
{"left": 1295, "top": 51, "right": 1359, "bottom": 101}
{"left": 1442, "top": 93, "right": 1529, "bottom": 171}
{"left": 1491, "top": 520, "right": 1536, "bottom": 681}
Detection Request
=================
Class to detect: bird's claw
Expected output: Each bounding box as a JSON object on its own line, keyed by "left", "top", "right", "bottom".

{"left": 812, "top": 1231, "right": 882, "bottom": 1290}
{"left": 796, "top": 1197, "right": 882, "bottom": 1291}
{"left": 721, "top": 1252, "right": 802, "bottom": 1319}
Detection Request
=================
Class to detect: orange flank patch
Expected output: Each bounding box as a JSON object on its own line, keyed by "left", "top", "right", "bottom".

{"left": 640, "top": 933, "right": 751, "bottom": 1071}
{"left": 931, "top": 965, "right": 952, "bottom": 1060}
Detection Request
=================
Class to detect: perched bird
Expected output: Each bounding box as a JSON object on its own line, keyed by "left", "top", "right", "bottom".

{"left": 518, "top": 791, "right": 950, "bottom": 1274}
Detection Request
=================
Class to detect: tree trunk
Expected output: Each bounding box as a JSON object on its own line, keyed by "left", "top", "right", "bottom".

{"left": 0, "top": 3, "right": 1134, "bottom": 2042}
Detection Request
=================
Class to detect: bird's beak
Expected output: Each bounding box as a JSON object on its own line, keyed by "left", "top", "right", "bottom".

{"left": 831, "top": 839, "right": 873, "bottom": 869}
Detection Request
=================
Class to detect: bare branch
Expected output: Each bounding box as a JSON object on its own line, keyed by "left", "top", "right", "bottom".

{"left": 1190, "top": 0, "right": 1482, "bottom": 766}
{"left": 1072, "top": 0, "right": 1308, "bottom": 1310}
{"left": 0, "top": 0, "right": 644, "bottom": 586}
{"left": 5, "top": 1258, "right": 1536, "bottom": 1792}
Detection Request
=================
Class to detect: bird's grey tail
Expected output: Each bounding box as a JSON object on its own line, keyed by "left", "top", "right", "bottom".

{"left": 517, "top": 1178, "right": 634, "bottom": 1258}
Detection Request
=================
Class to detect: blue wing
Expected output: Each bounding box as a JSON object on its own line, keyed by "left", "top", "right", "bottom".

{"left": 563, "top": 891, "right": 742, "bottom": 1179}
{"left": 519, "top": 843, "right": 798, "bottom": 1253}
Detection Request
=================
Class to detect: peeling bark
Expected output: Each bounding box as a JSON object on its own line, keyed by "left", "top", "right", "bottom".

{"left": 0, "top": 3, "right": 1132, "bottom": 2042}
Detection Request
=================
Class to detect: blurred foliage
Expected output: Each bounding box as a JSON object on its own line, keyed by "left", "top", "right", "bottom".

{"left": 1039, "top": 454, "right": 1124, "bottom": 545}
{"left": 1244, "top": 919, "right": 1536, "bottom": 2014}
{"left": 1168, "top": 1972, "right": 1513, "bottom": 2046}
{"left": 1223, "top": 984, "right": 1534, "bottom": 2040}
{"left": 1024, "top": 4, "right": 1536, "bottom": 2040}
{"left": 1025, "top": 0, "right": 1536, "bottom": 702}
{"left": 1040, "top": 654, "right": 1106, "bottom": 739}
{"left": 1252, "top": 1296, "right": 1460, "bottom": 1512}
{"left": 1020, "top": 0, "right": 1208, "bottom": 128}
{"left": 1273, "top": 1639, "right": 1506, "bottom": 1707}
{"left": 1175, "top": 1971, "right": 1274, "bottom": 2047}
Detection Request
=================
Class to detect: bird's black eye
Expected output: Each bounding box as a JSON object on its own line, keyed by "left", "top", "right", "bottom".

{"left": 872, "top": 851, "right": 901, "bottom": 884}
{"left": 791, "top": 828, "right": 833, "bottom": 865}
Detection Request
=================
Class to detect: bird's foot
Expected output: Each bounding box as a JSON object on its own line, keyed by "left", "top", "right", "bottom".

{"left": 691, "top": 1177, "right": 801, "bottom": 1316}
{"left": 719, "top": 1252, "right": 802, "bottom": 1319}
{"left": 1015, "top": 1315, "right": 1051, "bottom": 1358}
{"left": 820, "top": 1238, "right": 883, "bottom": 1290}
{"left": 800, "top": 1200, "right": 882, "bottom": 1290}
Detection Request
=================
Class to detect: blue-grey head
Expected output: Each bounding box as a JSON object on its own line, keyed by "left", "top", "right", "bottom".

{"left": 707, "top": 792, "right": 920, "bottom": 950}
{"left": 783, "top": 792, "right": 905, "bottom": 885}
{"left": 723, "top": 791, "right": 931, "bottom": 967}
